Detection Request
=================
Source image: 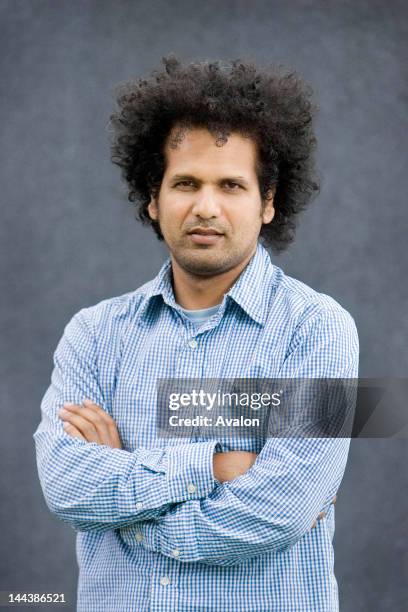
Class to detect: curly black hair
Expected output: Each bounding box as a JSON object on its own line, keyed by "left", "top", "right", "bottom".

{"left": 108, "top": 54, "right": 320, "bottom": 252}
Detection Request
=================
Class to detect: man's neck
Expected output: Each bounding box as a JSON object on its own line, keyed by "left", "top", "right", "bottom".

{"left": 170, "top": 245, "right": 257, "bottom": 310}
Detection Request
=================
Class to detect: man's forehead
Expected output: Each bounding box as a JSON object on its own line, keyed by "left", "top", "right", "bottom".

{"left": 163, "top": 125, "right": 258, "bottom": 174}
{"left": 165, "top": 124, "right": 256, "bottom": 149}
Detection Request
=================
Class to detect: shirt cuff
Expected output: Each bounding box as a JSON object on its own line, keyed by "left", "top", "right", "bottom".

{"left": 165, "top": 440, "right": 221, "bottom": 503}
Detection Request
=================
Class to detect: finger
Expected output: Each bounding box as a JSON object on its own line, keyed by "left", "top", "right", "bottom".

{"left": 63, "top": 402, "right": 111, "bottom": 443}
{"left": 62, "top": 422, "right": 87, "bottom": 441}
{"left": 82, "top": 399, "right": 113, "bottom": 425}
{"left": 82, "top": 399, "right": 122, "bottom": 448}
{"left": 332, "top": 494, "right": 337, "bottom": 505}
{"left": 312, "top": 512, "right": 326, "bottom": 529}
{"left": 59, "top": 408, "right": 100, "bottom": 443}
{"left": 62, "top": 402, "right": 121, "bottom": 449}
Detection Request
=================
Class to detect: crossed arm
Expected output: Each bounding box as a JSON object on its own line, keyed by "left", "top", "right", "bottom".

{"left": 59, "top": 399, "right": 341, "bottom": 565}
{"left": 34, "top": 305, "right": 358, "bottom": 564}
{"left": 59, "top": 398, "right": 331, "bottom": 528}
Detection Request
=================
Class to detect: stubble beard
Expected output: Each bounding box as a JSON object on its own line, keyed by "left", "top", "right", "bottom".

{"left": 169, "top": 231, "right": 259, "bottom": 278}
{"left": 173, "top": 243, "right": 238, "bottom": 276}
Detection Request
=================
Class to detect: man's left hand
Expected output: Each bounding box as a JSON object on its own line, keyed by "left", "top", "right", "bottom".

{"left": 58, "top": 399, "right": 122, "bottom": 449}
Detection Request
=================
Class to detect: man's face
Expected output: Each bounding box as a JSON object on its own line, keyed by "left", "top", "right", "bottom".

{"left": 147, "top": 126, "right": 275, "bottom": 276}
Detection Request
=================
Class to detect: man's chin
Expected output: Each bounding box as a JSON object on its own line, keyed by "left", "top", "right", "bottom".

{"left": 172, "top": 248, "right": 234, "bottom": 276}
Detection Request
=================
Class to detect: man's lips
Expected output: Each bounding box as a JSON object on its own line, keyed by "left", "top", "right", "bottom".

{"left": 187, "top": 227, "right": 223, "bottom": 235}
{"left": 187, "top": 228, "right": 225, "bottom": 245}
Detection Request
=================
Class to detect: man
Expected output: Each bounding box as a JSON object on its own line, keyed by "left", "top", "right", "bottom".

{"left": 34, "top": 56, "right": 358, "bottom": 611}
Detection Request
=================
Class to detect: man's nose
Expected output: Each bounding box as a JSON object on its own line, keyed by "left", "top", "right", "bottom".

{"left": 191, "top": 187, "right": 222, "bottom": 218}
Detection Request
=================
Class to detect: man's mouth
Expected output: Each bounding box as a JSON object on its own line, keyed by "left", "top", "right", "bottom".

{"left": 187, "top": 227, "right": 224, "bottom": 245}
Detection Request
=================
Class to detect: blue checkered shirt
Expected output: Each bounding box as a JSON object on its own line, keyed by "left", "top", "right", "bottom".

{"left": 34, "top": 242, "right": 359, "bottom": 611}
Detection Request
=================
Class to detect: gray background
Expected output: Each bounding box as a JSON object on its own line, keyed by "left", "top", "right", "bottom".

{"left": 1, "top": 0, "right": 407, "bottom": 610}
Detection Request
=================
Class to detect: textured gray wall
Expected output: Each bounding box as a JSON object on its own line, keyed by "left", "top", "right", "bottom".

{"left": 1, "top": 1, "right": 407, "bottom": 610}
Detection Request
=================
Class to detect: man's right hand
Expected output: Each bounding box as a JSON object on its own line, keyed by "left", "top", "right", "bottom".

{"left": 213, "top": 451, "right": 258, "bottom": 482}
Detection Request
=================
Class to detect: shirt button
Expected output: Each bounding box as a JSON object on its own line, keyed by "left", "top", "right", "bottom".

{"left": 135, "top": 532, "right": 143, "bottom": 542}
{"left": 172, "top": 548, "right": 181, "bottom": 558}
{"left": 187, "top": 483, "right": 197, "bottom": 494}
{"left": 160, "top": 576, "right": 170, "bottom": 586}
{"left": 188, "top": 339, "right": 198, "bottom": 349}
{"left": 136, "top": 502, "right": 143, "bottom": 510}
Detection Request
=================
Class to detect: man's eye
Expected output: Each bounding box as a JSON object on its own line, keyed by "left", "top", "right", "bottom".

{"left": 224, "top": 182, "right": 241, "bottom": 190}
{"left": 174, "top": 180, "right": 241, "bottom": 190}
{"left": 175, "top": 180, "right": 194, "bottom": 188}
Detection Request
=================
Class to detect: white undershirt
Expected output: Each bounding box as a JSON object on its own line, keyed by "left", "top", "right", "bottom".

{"left": 179, "top": 303, "right": 221, "bottom": 325}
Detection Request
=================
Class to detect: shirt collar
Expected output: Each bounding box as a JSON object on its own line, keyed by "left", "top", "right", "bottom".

{"left": 138, "top": 241, "right": 274, "bottom": 326}
{"left": 226, "top": 242, "right": 273, "bottom": 325}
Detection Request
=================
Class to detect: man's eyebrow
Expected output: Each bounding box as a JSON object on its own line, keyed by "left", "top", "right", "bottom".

{"left": 170, "top": 174, "right": 250, "bottom": 185}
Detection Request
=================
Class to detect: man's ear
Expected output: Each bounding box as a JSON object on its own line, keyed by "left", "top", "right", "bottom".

{"left": 147, "top": 196, "right": 158, "bottom": 221}
{"left": 261, "top": 186, "right": 276, "bottom": 225}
